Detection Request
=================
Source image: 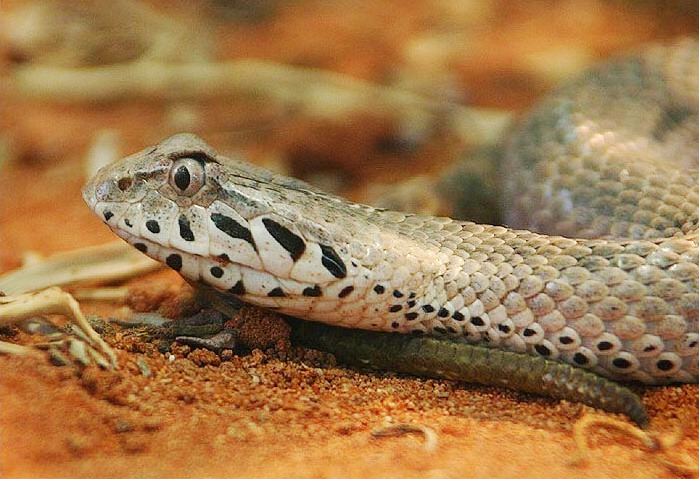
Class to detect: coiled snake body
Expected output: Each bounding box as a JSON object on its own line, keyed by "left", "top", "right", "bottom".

{"left": 84, "top": 40, "right": 698, "bottom": 425}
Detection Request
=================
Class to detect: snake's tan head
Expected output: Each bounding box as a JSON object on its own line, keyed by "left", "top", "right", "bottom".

{"left": 82, "top": 133, "right": 397, "bottom": 318}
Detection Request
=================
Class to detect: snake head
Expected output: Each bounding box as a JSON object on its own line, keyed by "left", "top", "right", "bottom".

{"left": 82, "top": 134, "right": 393, "bottom": 319}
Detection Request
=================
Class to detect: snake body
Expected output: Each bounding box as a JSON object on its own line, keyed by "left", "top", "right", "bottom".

{"left": 83, "top": 40, "right": 698, "bottom": 423}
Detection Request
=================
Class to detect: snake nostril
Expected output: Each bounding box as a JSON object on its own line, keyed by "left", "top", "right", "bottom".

{"left": 117, "top": 177, "right": 132, "bottom": 191}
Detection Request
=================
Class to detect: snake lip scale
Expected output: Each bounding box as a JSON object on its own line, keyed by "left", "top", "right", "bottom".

{"left": 84, "top": 39, "right": 698, "bottom": 426}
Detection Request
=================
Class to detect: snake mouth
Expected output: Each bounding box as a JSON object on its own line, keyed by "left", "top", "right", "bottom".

{"left": 108, "top": 227, "right": 372, "bottom": 326}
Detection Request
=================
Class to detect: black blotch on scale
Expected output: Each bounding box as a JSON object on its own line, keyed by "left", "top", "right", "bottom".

{"left": 303, "top": 285, "right": 322, "bottom": 297}
{"left": 573, "top": 352, "right": 588, "bottom": 365}
{"left": 405, "top": 312, "right": 418, "bottom": 320}
{"left": 210, "top": 266, "right": 224, "bottom": 278}
{"left": 179, "top": 215, "right": 195, "bottom": 242}
{"left": 534, "top": 344, "right": 551, "bottom": 356}
{"left": 338, "top": 286, "right": 354, "bottom": 298}
{"left": 229, "top": 280, "right": 246, "bottom": 295}
{"left": 268, "top": 287, "right": 286, "bottom": 297}
{"left": 166, "top": 254, "right": 182, "bottom": 271}
{"left": 146, "top": 220, "right": 160, "bottom": 234}
{"left": 134, "top": 243, "right": 147, "bottom": 253}
{"left": 262, "top": 218, "right": 306, "bottom": 261}
{"left": 656, "top": 359, "right": 674, "bottom": 371}
{"left": 103, "top": 210, "right": 114, "bottom": 221}
{"left": 211, "top": 213, "right": 255, "bottom": 249}
{"left": 124, "top": 218, "right": 133, "bottom": 228}
{"left": 389, "top": 305, "right": 402, "bottom": 313}
{"left": 373, "top": 285, "right": 385, "bottom": 294}
{"left": 319, "top": 244, "right": 347, "bottom": 278}
{"left": 612, "top": 357, "right": 631, "bottom": 369}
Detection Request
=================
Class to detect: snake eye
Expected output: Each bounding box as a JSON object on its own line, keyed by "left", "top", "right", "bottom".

{"left": 169, "top": 157, "right": 205, "bottom": 196}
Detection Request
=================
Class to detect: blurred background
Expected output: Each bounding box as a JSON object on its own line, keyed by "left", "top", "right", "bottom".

{"left": 2, "top": 0, "right": 697, "bottom": 271}
{"left": 1, "top": 3, "right": 698, "bottom": 477}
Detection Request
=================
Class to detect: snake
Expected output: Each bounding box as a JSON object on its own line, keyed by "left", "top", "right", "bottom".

{"left": 83, "top": 39, "right": 698, "bottom": 427}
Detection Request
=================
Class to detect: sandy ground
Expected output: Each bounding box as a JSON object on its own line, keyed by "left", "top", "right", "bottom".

{"left": 1, "top": 1, "right": 698, "bottom": 477}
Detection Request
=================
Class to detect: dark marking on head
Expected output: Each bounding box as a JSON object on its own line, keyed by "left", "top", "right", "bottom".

{"left": 211, "top": 213, "right": 255, "bottom": 249}
{"left": 262, "top": 218, "right": 306, "bottom": 261}
{"left": 146, "top": 220, "right": 160, "bottom": 234}
{"left": 405, "top": 312, "right": 418, "bottom": 321}
{"left": 498, "top": 324, "right": 511, "bottom": 333}
{"left": 218, "top": 253, "right": 230, "bottom": 264}
{"left": 210, "top": 266, "right": 224, "bottom": 278}
{"left": 393, "top": 290, "right": 404, "bottom": 298}
{"left": 407, "top": 300, "right": 416, "bottom": 308}
{"left": 124, "top": 218, "right": 133, "bottom": 228}
{"left": 422, "top": 305, "right": 435, "bottom": 313}
{"left": 268, "top": 287, "right": 286, "bottom": 297}
{"left": 166, "top": 254, "right": 182, "bottom": 271}
{"left": 389, "top": 305, "right": 402, "bottom": 313}
{"left": 534, "top": 344, "right": 551, "bottom": 356}
{"left": 409, "top": 292, "right": 416, "bottom": 299}
{"left": 178, "top": 215, "right": 195, "bottom": 242}
{"left": 373, "top": 285, "right": 385, "bottom": 294}
{"left": 612, "top": 357, "right": 631, "bottom": 369}
{"left": 437, "top": 308, "right": 449, "bottom": 318}
{"left": 319, "top": 244, "right": 346, "bottom": 278}
{"left": 229, "top": 280, "right": 245, "bottom": 295}
{"left": 134, "top": 243, "right": 147, "bottom": 253}
{"left": 522, "top": 328, "right": 536, "bottom": 337}
{"left": 391, "top": 322, "right": 400, "bottom": 329}
{"left": 303, "top": 285, "right": 322, "bottom": 297}
{"left": 338, "top": 285, "right": 354, "bottom": 298}
{"left": 104, "top": 210, "right": 114, "bottom": 221}
{"left": 452, "top": 311, "right": 465, "bottom": 321}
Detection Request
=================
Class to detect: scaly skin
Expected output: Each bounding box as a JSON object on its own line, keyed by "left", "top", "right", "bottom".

{"left": 83, "top": 41, "right": 698, "bottom": 396}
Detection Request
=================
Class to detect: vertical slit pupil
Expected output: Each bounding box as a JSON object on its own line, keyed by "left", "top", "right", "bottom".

{"left": 174, "top": 166, "right": 190, "bottom": 191}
